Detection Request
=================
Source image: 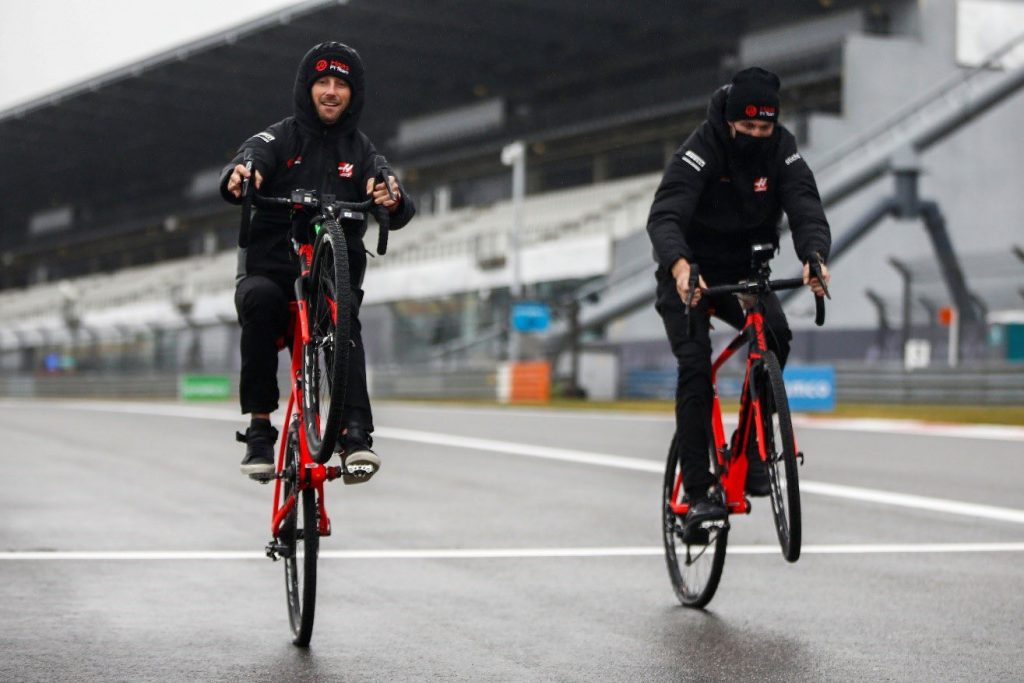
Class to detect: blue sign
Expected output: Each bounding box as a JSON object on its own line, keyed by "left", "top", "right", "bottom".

{"left": 783, "top": 365, "right": 836, "bottom": 412}
{"left": 511, "top": 302, "right": 551, "bottom": 333}
{"left": 623, "top": 369, "right": 676, "bottom": 399}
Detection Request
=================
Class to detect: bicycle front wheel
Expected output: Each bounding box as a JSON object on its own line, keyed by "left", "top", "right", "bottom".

{"left": 662, "top": 438, "right": 728, "bottom": 609}
{"left": 302, "top": 219, "right": 352, "bottom": 463}
{"left": 281, "top": 427, "right": 320, "bottom": 647}
{"left": 756, "top": 351, "right": 801, "bottom": 562}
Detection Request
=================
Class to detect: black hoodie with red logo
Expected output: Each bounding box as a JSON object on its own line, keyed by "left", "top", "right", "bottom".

{"left": 646, "top": 85, "right": 829, "bottom": 281}
{"left": 220, "top": 42, "right": 415, "bottom": 287}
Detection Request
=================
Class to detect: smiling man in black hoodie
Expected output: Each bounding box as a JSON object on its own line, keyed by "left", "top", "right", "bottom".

{"left": 221, "top": 42, "right": 415, "bottom": 481}
{"left": 647, "top": 68, "right": 830, "bottom": 529}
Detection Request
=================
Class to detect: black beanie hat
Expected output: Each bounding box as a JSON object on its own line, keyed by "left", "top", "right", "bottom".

{"left": 309, "top": 52, "right": 354, "bottom": 87}
{"left": 725, "top": 67, "right": 781, "bottom": 122}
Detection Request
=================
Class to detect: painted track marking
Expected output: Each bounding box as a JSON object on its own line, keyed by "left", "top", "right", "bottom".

{"left": 3, "top": 543, "right": 1024, "bottom": 561}
{"left": 3, "top": 401, "right": 1024, "bottom": 525}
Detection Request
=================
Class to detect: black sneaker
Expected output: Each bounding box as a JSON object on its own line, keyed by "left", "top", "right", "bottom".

{"left": 236, "top": 422, "right": 278, "bottom": 478}
{"left": 337, "top": 427, "right": 380, "bottom": 485}
{"left": 684, "top": 494, "right": 727, "bottom": 536}
{"left": 746, "top": 455, "right": 771, "bottom": 497}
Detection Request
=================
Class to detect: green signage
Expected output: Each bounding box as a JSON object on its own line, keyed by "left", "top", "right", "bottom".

{"left": 179, "top": 374, "right": 232, "bottom": 401}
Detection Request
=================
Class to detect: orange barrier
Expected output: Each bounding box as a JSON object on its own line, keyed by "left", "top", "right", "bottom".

{"left": 498, "top": 361, "right": 551, "bottom": 403}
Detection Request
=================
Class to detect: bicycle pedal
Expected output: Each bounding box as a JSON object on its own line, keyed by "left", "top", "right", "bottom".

{"left": 265, "top": 542, "right": 287, "bottom": 561}
{"left": 797, "top": 451, "right": 805, "bottom": 465}
{"left": 249, "top": 471, "right": 277, "bottom": 484}
{"left": 342, "top": 464, "right": 377, "bottom": 485}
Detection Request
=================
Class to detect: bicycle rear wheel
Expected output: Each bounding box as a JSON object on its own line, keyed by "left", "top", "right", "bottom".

{"left": 302, "top": 220, "right": 351, "bottom": 463}
{"left": 662, "top": 437, "right": 728, "bottom": 608}
{"left": 755, "top": 351, "right": 801, "bottom": 562}
{"left": 280, "top": 426, "right": 320, "bottom": 646}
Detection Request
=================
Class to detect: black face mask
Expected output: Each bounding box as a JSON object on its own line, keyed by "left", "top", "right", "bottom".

{"left": 731, "top": 131, "right": 772, "bottom": 158}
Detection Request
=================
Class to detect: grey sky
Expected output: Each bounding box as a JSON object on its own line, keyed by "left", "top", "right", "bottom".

{"left": 0, "top": 0, "right": 303, "bottom": 112}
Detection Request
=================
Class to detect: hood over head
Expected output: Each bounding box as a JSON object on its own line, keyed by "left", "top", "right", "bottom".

{"left": 706, "top": 85, "right": 733, "bottom": 145}
{"left": 293, "top": 41, "right": 365, "bottom": 136}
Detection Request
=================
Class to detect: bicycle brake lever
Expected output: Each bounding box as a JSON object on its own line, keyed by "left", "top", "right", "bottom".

{"left": 685, "top": 264, "right": 700, "bottom": 338}
{"left": 371, "top": 156, "right": 394, "bottom": 255}
{"left": 810, "top": 253, "right": 830, "bottom": 300}
{"left": 238, "top": 151, "right": 255, "bottom": 248}
{"left": 809, "top": 253, "right": 828, "bottom": 327}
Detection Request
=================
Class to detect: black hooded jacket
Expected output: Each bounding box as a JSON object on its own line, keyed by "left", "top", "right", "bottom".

{"left": 646, "top": 86, "right": 829, "bottom": 279}
{"left": 220, "top": 42, "right": 415, "bottom": 285}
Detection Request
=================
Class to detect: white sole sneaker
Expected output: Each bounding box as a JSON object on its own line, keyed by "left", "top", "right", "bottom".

{"left": 342, "top": 450, "right": 380, "bottom": 485}
{"left": 240, "top": 462, "right": 275, "bottom": 477}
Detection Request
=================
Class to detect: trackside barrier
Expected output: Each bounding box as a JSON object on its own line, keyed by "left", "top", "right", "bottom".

{"left": 179, "top": 374, "right": 232, "bottom": 401}
{"left": 2, "top": 363, "right": 1021, "bottom": 404}
{"left": 497, "top": 361, "right": 551, "bottom": 403}
{"left": 783, "top": 366, "right": 836, "bottom": 412}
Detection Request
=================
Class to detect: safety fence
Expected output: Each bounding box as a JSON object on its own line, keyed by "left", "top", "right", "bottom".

{"left": 2, "top": 361, "right": 1022, "bottom": 406}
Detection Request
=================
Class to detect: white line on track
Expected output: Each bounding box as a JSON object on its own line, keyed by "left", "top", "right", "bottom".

{"left": 3, "top": 543, "right": 1023, "bottom": 561}
{"left": 4, "top": 400, "right": 1024, "bottom": 525}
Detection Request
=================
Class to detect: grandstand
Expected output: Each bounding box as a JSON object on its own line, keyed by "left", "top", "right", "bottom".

{"left": 2, "top": 0, "right": 1023, "bottom": 400}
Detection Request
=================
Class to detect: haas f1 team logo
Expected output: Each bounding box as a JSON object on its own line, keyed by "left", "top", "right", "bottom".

{"left": 744, "top": 104, "right": 777, "bottom": 119}
{"left": 316, "top": 58, "right": 351, "bottom": 76}
{"left": 754, "top": 177, "right": 768, "bottom": 193}
{"left": 338, "top": 162, "right": 354, "bottom": 178}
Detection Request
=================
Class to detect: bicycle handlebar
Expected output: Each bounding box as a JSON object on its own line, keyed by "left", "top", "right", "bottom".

{"left": 237, "top": 151, "right": 395, "bottom": 255}
{"left": 683, "top": 252, "right": 829, "bottom": 328}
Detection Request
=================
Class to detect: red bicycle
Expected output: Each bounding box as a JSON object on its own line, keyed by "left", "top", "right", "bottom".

{"left": 238, "top": 155, "right": 394, "bottom": 645}
{"left": 662, "top": 244, "right": 828, "bottom": 608}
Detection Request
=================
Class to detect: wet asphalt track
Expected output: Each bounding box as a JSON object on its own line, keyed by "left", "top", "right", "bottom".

{"left": 1, "top": 399, "right": 1023, "bottom": 681}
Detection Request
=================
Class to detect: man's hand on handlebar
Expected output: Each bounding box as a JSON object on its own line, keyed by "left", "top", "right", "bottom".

{"left": 227, "top": 164, "right": 263, "bottom": 198}
{"left": 672, "top": 258, "right": 707, "bottom": 308}
{"left": 802, "top": 259, "right": 831, "bottom": 298}
{"left": 366, "top": 176, "right": 401, "bottom": 213}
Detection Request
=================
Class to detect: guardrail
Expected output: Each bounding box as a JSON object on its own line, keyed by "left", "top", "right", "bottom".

{"left": 832, "top": 362, "right": 1024, "bottom": 405}
{"left": 2, "top": 362, "right": 1022, "bottom": 405}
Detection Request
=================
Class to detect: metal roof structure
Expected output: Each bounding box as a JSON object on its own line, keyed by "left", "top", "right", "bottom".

{"left": 0, "top": 0, "right": 888, "bottom": 284}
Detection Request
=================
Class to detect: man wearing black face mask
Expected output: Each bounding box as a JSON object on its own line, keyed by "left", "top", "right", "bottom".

{"left": 646, "top": 67, "right": 831, "bottom": 529}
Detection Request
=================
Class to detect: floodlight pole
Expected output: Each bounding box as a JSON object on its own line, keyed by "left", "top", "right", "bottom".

{"left": 502, "top": 140, "right": 526, "bottom": 361}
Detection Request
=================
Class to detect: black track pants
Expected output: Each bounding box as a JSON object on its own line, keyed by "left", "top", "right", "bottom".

{"left": 655, "top": 275, "right": 791, "bottom": 499}
{"left": 234, "top": 273, "right": 373, "bottom": 431}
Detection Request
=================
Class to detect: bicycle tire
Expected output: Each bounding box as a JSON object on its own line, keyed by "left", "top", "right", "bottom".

{"left": 281, "top": 427, "right": 320, "bottom": 647}
{"left": 755, "top": 351, "right": 802, "bottom": 562}
{"left": 302, "top": 219, "right": 351, "bottom": 463}
{"left": 662, "top": 437, "right": 728, "bottom": 608}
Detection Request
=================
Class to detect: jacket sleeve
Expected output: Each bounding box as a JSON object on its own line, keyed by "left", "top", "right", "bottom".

{"left": 777, "top": 133, "right": 831, "bottom": 263}
{"left": 359, "top": 135, "right": 415, "bottom": 230}
{"left": 218, "top": 125, "right": 283, "bottom": 205}
{"left": 646, "top": 136, "right": 712, "bottom": 269}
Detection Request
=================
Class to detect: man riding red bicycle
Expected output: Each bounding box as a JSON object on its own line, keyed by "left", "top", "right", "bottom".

{"left": 647, "top": 67, "right": 831, "bottom": 532}
{"left": 221, "top": 41, "right": 415, "bottom": 481}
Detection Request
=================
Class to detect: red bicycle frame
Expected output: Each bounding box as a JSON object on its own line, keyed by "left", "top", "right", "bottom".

{"left": 268, "top": 244, "right": 345, "bottom": 540}
{"left": 668, "top": 304, "right": 799, "bottom": 518}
